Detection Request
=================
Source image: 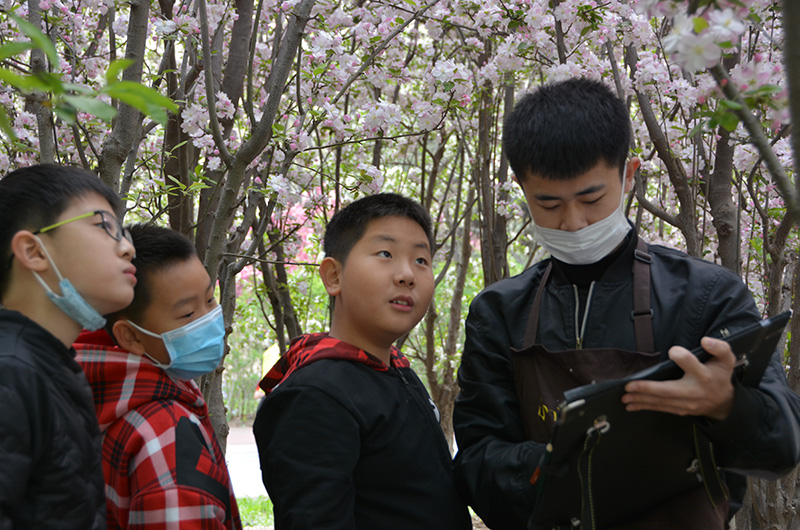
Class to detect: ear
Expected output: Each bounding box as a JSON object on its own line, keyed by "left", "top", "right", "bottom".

{"left": 112, "top": 320, "right": 147, "bottom": 356}
{"left": 10, "top": 231, "right": 50, "bottom": 273}
{"left": 319, "top": 257, "right": 343, "bottom": 297}
{"left": 624, "top": 157, "right": 640, "bottom": 194}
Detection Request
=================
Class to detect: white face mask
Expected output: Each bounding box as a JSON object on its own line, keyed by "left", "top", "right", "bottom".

{"left": 533, "top": 182, "right": 631, "bottom": 265}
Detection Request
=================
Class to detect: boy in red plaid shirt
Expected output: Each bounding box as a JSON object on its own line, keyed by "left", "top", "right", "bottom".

{"left": 75, "top": 224, "right": 242, "bottom": 530}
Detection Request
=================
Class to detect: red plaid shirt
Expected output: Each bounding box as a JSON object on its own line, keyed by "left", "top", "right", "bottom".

{"left": 75, "top": 330, "right": 242, "bottom": 530}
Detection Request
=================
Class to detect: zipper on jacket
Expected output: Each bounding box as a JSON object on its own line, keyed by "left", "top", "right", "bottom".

{"left": 573, "top": 281, "right": 595, "bottom": 350}
{"left": 394, "top": 367, "right": 409, "bottom": 385}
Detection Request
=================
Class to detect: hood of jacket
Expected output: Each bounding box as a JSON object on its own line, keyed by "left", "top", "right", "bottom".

{"left": 74, "top": 329, "right": 207, "bottom": 431}
{"left": 258, "top": 332, "right": 410, "bottom": 394}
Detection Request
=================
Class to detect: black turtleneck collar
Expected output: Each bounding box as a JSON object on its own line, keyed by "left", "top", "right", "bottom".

{"left": 552, "top": 228, "right": 636, "bottom": 287}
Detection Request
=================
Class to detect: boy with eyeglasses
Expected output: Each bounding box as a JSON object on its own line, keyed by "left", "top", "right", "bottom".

{"left": 74, "top": 223, "right": 242, "bottom": 530}
{"left": 0, "top": 164, "right": 137, "bottom": 529}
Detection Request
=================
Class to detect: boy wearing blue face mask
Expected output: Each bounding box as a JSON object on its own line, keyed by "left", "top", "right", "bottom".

{"left": 74, "top": 224, "right": 242, "bottom": 530}
{"left": 0, "top": 164, "right": 137, "bottom": 530}
{"left": 453, "top": 78, "right": 800, "bottom": 529}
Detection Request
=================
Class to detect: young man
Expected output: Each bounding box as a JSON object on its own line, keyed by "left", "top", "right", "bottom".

{"left": 253, "top": 193, "right": 471, "bottom": 530}
{"left": 74, "top": 224, "right": 242, "bottom": 530}
{"left": 0, "top": 164, "right": 137, "bottom": 529}
{"left": 453, "top": 78, "right": 800, "bottom": 529}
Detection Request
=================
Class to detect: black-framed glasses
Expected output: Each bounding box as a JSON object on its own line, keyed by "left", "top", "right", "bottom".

{"left": 34, "top": 210, "right": 132, "bottom": 244}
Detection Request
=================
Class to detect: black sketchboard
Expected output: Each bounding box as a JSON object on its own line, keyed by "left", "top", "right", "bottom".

{"left": 530, "top": 311, "right": 792, "bottom": 530}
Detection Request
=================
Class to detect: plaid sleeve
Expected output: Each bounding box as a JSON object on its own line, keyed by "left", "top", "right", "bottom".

{"left": 104, "top": 405, "right": 240, "bottom": 530}
{"left": 127, "top": 485, "right": 228, "bottom": 530}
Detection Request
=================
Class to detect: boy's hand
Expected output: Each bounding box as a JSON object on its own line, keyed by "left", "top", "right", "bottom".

{"left": 622, "top": 337, "right": 736, "bottom": 421}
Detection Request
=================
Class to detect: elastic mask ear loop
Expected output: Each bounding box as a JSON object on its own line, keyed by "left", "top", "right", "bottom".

{"left": 30, "top": 236, "right": 66, "bottom": 296}
{"left": 126, "top": 319, "right": 173, "bottom": 368}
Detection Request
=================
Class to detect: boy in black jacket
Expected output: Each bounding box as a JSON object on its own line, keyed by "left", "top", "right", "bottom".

{"left": 253, "top": 193, "right": 471, "bottom": 530}
{"left": 0, "top": 164, "right": 137, "bottom": 529}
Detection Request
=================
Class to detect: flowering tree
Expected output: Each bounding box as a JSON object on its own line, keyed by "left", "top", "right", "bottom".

{"left": 2, "top": 0, "right": 798, "bottom": 523}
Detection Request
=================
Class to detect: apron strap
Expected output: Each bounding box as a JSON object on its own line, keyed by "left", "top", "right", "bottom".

{"left": 522, "top": 263, "right": 552, "bottom": 349}
{"left": 523, "top": 237, "right": 655, "bottom": 353}
{"left": 632, "top": 237, "right": 655, "bottom": 353}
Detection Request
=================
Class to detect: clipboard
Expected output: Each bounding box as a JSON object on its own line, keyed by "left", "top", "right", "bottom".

{"left": 530, "top": 311, "right": 792, "bottom": 529}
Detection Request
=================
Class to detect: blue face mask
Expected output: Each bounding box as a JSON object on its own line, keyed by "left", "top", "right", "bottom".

{"left": 32, "top": 237, "right": 107, "bottom": 331}
{"left": 127, "top": 305, "right": 225, "bottom": 380}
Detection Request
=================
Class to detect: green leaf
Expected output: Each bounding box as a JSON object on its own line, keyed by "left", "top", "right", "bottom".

{"left": 719, "top": 99, "right": 743, "bottom": 111}
{"left": 0, "top": 68, "right": 34, "bottom": 91}
{"left": 105, "top": 59, "right": 135, "bottom": 83}
{"left": 0, "top": 106, "right": 17, "bottom": 141}
{"left": 62, "top": 95, "right": 118, "bottom": 121}
{"left": 102, "top": 81, "right": 178, "bottom": 124}
{"left": 0, "top": 41, "right": 35, "bottom": 62}
{"left": 717, "top": 111, "right": 739, "bottom": 132}
{"left": 61, "top": 82, "right": 94, "bottom": 95}
{"left": 693, "top": 17, "right": 709, "bottom": 34}
{"left": 8, "top": 12, "right": 59, "bottom": 68}
{"left": 32, "top": 72, "right": 66, "bottom": 94}
{"left": 687, "top": 121, "right": 705, "bottom": 139}
{"left": 313, "top": 66, "right": 327, "bottom": 76}
{"left": 53, "top": 104, "right": 77, "bottom": 124}
{"left": 167, "top": 174, "right": 188, "bottom": 191}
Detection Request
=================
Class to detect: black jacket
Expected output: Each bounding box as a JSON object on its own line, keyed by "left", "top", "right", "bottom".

{"left": 0, "top": 309, "right": 106, "bottom": 530}
{"left": 253, "top": 334, "right": 471, "bottom": 530}
{"left": 453, "top": 233, "right": 800, "bottom": 529}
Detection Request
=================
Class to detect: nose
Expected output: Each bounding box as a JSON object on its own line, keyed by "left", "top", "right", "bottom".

{"left": 395, "top": 261, "right": 415, "bottom": 287}
{"left": 119, "top": 236, "right": 136, "bottom": 261}
{"left": 559, "top": 203, "right": 589, "bottom": 232}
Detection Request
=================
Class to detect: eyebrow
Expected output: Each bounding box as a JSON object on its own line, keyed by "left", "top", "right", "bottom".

{"left": 534, "top": 184, "right": 606, "bottom": 201}
{"left": 373, "top": 234, "right": 431, "bottom": 253}
{"left": 171, "top": 279, "right": 215, "bottom": 310}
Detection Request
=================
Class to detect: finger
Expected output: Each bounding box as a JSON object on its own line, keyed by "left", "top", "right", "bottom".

{"left": 700, "top": 336, "right": 736, "bottom": 365}
{"left": 667, "top": 345, "right": 702, "bottom": 374}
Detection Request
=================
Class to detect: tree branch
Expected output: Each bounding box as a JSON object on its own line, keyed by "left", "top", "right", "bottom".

{"left": 709, "top": 63, "right": 799, "bottom": 220}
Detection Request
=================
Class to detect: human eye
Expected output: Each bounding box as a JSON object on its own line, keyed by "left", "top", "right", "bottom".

{"left": 538, "top": 203, "right": 560, "bottom": 211}
{"left": 96, "top": 217, "right": 115, "bottom": 231}
{"left": 377, "top": 250, "right": 392, "bottom": 258}
{"left": 95, "top": 212, "right": 121, "bottom": 239}
{"left": 415, "top": 256, "right": 429, "bottom": 266}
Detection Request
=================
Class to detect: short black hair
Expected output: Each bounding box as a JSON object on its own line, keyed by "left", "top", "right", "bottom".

{"left": 106, "top": 224, "right": 197, "bottom": 329}
{"left": 503, "top": 78, "right": 631, "bottom": 182}
{"left": 323, "top": 193, "right": 434, "bottom": 264}
{"left": 0, "top": 164, "right": 122, "bottom": 298}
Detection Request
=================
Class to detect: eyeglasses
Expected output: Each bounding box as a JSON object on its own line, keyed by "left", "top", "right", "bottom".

{"left": 3, "top": 211, "right": 132, "bottom": 271}
{"left": 34, "top": 210, "right": 133, "bottom": 244}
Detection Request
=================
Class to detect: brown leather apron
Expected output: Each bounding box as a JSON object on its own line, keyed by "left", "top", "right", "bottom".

{"left": 512, "top": 238, "right": 729, "bottom": 530}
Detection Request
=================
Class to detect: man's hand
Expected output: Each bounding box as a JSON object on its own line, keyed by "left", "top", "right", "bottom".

{"left": 622, "top": 337, "right": 736, "bottom": 421}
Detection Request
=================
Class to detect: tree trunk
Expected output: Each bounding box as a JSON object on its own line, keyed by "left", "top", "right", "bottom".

{"left": 98, "top": 0, "right": 149, "bottom": 190}
{"left": 781, "top": 0, "right": 800, "bottom": 216}
{"left": 627, "top": 45, "right": 701, "bottom": 256}
{"left": 442, "top": 186, "right": 474, "bottom": 450}
{"left": 706, "top": 128, "right": 739, "bottom": 272}
{"left": 27, "top": 0, "right": 55, "bottom": 164}
{"left": 475, "top": 47, "right": 508, "bottom": 286}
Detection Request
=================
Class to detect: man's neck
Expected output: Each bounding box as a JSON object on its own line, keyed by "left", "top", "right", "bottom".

{"left": 554, "top": 229, "right": 635, "bottom": 286}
